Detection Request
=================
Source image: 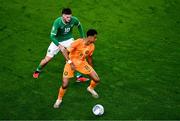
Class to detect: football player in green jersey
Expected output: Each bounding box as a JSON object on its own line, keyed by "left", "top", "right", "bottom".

{"left": 33, "top": 8, "right": 89, "bottom": 82}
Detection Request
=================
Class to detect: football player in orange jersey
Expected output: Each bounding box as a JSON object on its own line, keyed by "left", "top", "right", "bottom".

{"left": 53, "top": 29, "right": 100, "bottom": 108}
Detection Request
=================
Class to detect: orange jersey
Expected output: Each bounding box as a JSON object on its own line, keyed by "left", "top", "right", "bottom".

{"left": 63, "top": 39, "right": 95, "bottom": 78}
{"left": 67, "top": 38, "right": 95, "bottom": 65}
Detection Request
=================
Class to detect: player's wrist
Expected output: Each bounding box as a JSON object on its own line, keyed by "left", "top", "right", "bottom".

{"left": 67, "top": 60, "right": 72, "bottom": 64}
{"left": 58, "top": 44, "right": 65, "bottom": 51}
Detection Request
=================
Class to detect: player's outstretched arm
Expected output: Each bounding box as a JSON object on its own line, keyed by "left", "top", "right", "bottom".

{"left": 50, "top": 34, "right": 59, "bottom": 46}
{"left": 59, "top": 45, "right": 76, "bottom": 70}
{"left": 50, "top": 19, "right": 60, "bottom": 46}
{"left": 78, "top": 23, "right": 85, "bottom": 38}
{"left": 58, "top": 45, "right": 69, "bottom": 61}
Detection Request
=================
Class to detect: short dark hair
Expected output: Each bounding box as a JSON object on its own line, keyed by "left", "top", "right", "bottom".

{"left": 62, "top": 8, "right": 72, "bottom": 14}
{"left": 87, "top": 29, "right": 98, "bottom": 37}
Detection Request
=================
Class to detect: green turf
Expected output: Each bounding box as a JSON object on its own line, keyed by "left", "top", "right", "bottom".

{"left": 0, "top": 0, "right": 180, "bottom": 120}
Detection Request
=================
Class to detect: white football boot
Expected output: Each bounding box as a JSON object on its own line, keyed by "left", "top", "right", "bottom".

{"left": 53, "top": 99, "right": 62, "bottom": 108}
{"left": 87, "top": 86, "right": 99, "bottom": 98}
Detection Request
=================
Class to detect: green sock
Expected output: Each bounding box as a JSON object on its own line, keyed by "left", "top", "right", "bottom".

{"left": 75, "top": 72, "right": 82, "bottom": 78}
{"left": 36, "top": 65, "right": 42, "bottom": 72}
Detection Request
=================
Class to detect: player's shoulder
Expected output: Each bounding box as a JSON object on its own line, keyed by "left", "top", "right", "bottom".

{"left": 71, "top": 16, "right": 79, "bottom": 21}
{"left": 71, "top": 38, "right": 83, "bottom": 47}
{"left": 55, "top": 17, "right": 65, "bottom": 27}
{"left": 90, "top": 43, "right": 95, "bottom": 49}
{"left": 53, "top": 17, "right": 61, "bottom": 24}
{"left": 75, "top": 38, "right": 83, "bottom": 43}
{"left": 72, "top": 38, "right": 83, "bottom": 45}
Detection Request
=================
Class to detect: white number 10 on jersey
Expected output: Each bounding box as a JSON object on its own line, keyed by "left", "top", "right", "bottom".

{"left": 65, "top": 28, "right": 70, "bottom": 33}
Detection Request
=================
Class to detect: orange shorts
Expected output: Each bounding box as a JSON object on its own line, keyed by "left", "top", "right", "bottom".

{"left": 63, "top": 61, "right": 94, "bottom": 78}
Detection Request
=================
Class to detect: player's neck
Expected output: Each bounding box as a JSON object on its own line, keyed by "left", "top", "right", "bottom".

{"left": 62, "top": 18, "right": 68, "bottom": 24}
{"left": 84, "top": 38, "right": 91, "bottom": 45}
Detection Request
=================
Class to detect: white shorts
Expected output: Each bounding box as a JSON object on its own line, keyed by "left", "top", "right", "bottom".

{"left": 46, "top": 38, "right": 74, "bottom": 57}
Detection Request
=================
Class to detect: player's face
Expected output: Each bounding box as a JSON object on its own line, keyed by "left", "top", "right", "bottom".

{"left": 62, "top": 14, "right": 72, "bottom": 23}
{"left": 90, "top": 35, "right": 97, "bottom": 43}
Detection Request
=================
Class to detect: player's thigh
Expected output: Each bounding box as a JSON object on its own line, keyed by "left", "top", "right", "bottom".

{"left": 63, "top": 63, "right": 74, "bottom": 78}
{"left": 46, "top": 42, "right": 60, "bottom": 57}
{"left": 62, "top": 77, "right": 70, "bottom": 88}
{"left": 76, "top": 62, "right": 99, "bottom": 81}
{"left": 88, "top": 70, "right": 100, "bottom": 82}
{"left": 76, "top": 62, "right": 93, "bottom": 75}
{"left": 60, "top": 38, "right": 74, "bottom": 48}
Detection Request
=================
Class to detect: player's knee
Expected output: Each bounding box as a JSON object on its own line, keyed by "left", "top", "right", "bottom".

{"left": 94, "top": 77, "right": 100, "bottom": 83}
{"left": 45, "top": 56, "right": 52, "bottom": 62}
{"left": 62, "top": 80, "right": 69, "bottom": 89}
{"left": 41, "top": 58, "right": 47, "bottom": 63}
{"left": 62, "top": 84, "right": 68, "bottom": 89}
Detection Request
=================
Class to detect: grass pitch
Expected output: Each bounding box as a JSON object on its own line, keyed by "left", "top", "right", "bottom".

{"left": 0, "top": 0, "right": 180, "bottom": 120}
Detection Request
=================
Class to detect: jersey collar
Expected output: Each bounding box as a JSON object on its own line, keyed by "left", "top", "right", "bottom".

{"left": 61, "top": 17, "right": 67, "bottom": 25}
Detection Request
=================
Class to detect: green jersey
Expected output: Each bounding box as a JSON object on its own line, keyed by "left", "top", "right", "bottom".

{"left": 50, "top": 16, "right": 85, "bottom": 46}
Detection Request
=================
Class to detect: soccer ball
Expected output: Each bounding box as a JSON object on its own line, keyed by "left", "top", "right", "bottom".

{"left": 92, "top": 104, "right": 104, "bottom": 116}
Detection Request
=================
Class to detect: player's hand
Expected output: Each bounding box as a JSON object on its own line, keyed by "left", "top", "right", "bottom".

{"left": 58, "top": 44, "right": 65, "bottom": 52}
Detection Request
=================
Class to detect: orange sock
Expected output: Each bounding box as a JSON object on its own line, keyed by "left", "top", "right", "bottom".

{"left": 58, "top": 86, "right": 66, "bottom": 100}
{"left": 89, "top": 80, "right": 97, "bottom": 89}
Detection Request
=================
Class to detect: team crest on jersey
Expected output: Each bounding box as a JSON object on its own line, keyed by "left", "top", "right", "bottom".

{"left": 80, "top": 53, "right": 83, "bottom": 57}
{"left": 85, "top": 50, "right": 89, "bottom": 55}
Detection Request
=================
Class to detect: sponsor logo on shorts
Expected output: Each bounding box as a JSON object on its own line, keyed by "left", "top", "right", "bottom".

{"left": 84, "top": 65, "right": 91, "bottom": 72}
